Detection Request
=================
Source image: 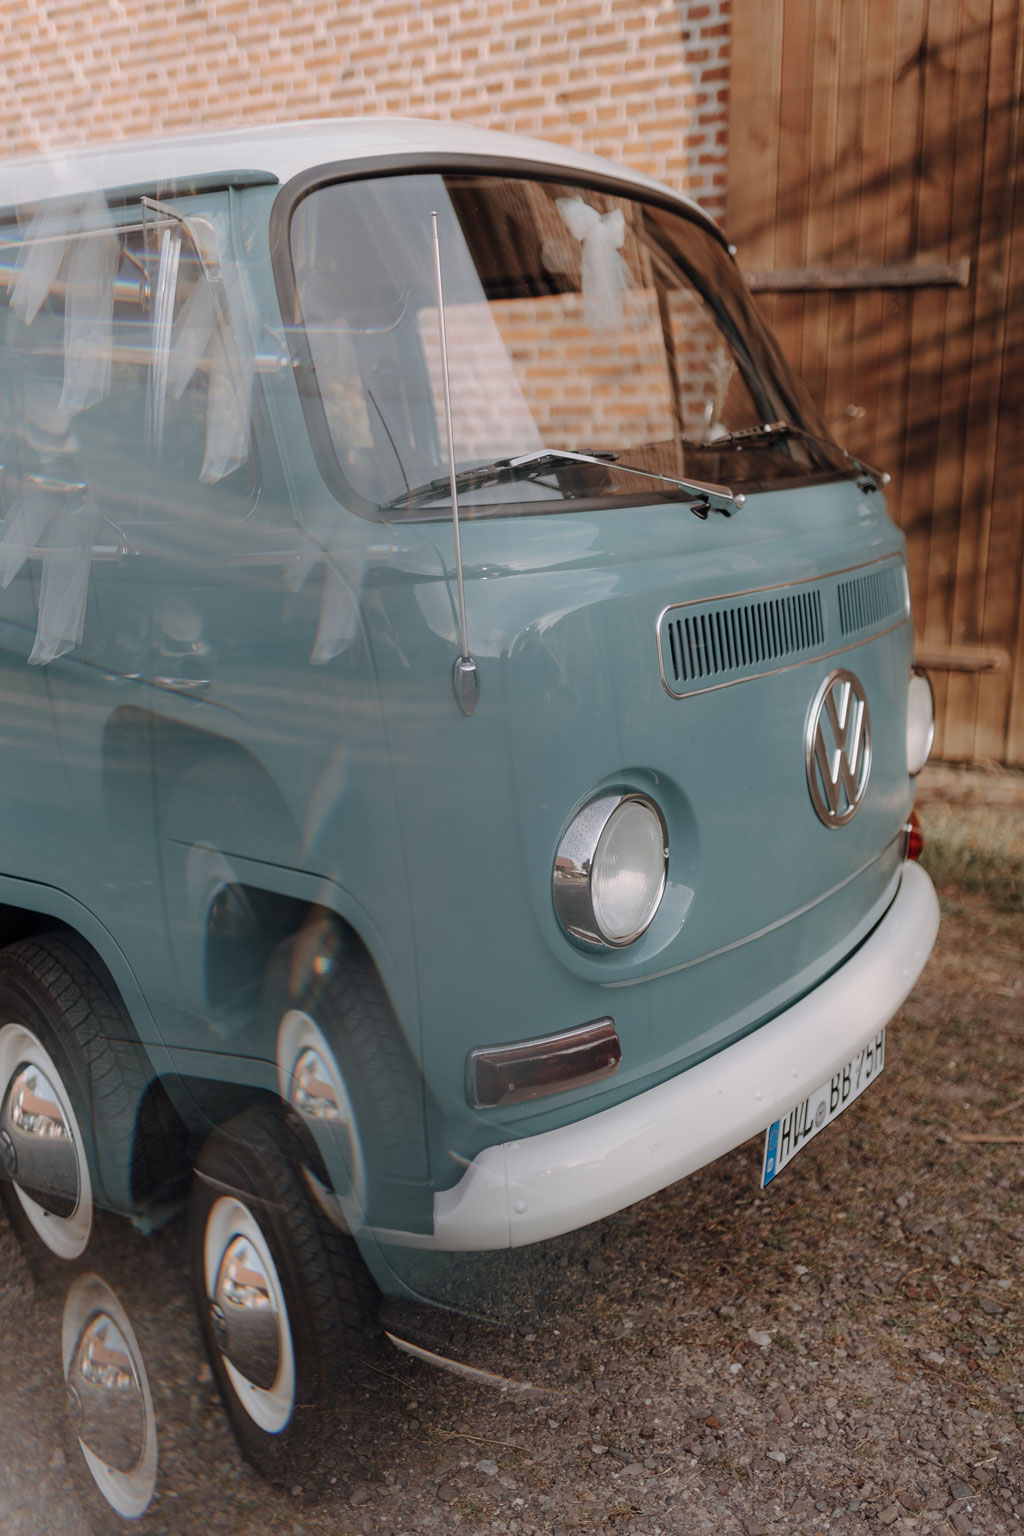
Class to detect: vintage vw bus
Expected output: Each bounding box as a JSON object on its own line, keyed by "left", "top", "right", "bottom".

{"left": 0, "top": 119, "right": 938, "bottom": 1501}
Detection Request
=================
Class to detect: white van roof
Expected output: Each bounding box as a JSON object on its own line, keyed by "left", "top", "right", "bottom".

{"left": 0, "top": 116, "right": 713, "bottom": 230}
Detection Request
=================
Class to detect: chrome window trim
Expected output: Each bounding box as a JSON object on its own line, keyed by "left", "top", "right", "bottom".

{"left": 553, "top": 792, "right": 669, "bottom": 951}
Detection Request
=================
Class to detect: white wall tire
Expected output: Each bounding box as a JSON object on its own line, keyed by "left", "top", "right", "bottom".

{"left": 189, "top": 1107, "right": 373, "bottom": 1488}
{"left": 276, "top": 1008, "right": 367, "bottom": 1233}
{"left": 0, "top": 934, "right": 148, "bottom": 1270}
{"left": 202, "top": 1195, "right": 297, "bottom": 1435}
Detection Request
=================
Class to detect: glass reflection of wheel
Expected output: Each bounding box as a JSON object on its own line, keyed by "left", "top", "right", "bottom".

{"left": 266, "top": 916, "right": 426, "bottom": 1236}
{"left": 61, "top": 1274, "right": 159, "bottom": 1533}
{"left": 190, "top": 1106, "right": 372, "bottom": 1487}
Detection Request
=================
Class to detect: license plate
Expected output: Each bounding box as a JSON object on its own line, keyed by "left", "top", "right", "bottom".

{"left": 761, "top": 1029, "right": 885, "bottom": 1187}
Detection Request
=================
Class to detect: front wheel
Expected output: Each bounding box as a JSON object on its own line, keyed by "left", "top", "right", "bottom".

{"left": 189, "top": 1106, "right": 375, "bottom": 1488}
{"left": 0, "top": 935, "right": 145, "bottom": 1265}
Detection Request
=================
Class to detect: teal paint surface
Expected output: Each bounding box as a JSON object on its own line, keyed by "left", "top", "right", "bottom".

{"left": 0, "top": 152, "right": 928, "bottom": 1310}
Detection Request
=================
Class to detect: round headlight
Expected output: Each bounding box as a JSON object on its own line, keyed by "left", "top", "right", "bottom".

{"left": 907, "top": 666, "right": 935, "bottom": 776}
{"left": 553, "top": 792, "right": 668, "bottom": 949}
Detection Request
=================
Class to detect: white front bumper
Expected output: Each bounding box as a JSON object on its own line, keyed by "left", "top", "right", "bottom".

{"left": 432, "top": 862, "right": 939, "bottom": 1250}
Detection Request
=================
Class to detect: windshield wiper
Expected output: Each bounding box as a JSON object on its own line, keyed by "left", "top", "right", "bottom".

{"left": 699, "top": 420, "right": 891, "bottom": 492}
{"left": 380, "top": 448, "right": 745, "bottom": 517}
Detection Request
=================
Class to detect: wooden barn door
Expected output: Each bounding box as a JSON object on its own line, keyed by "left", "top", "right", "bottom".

{"left": 728, "top": 0, "right": 1024, "bottom": 765}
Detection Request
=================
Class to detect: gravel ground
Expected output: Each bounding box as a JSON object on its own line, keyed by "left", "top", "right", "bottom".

{"left": 1, "top": 766, "right": 1021, "bottom": 1536}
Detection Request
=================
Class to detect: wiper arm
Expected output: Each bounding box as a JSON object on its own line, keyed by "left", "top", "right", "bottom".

{"left": 700, "top": 420, "right": 891, "bottom": 492}
{"left": 506, "top": 449, "right": 745, "bottom": 514}
{"left": 378, "top": 455, "right": 552, "bottom": 512}
{"left": 380, "top": 447, "right": 746, "bottom": 518}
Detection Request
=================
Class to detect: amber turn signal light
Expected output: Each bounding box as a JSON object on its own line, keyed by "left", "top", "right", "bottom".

{"left": 466, "top": 1019, "right": 621, "bottom": 1109}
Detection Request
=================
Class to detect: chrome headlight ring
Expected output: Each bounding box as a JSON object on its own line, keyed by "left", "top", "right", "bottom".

{"left": 907, "top": 665, "right": 935, "bottom": 776}
{"left": 553, "top": 791, "right": 669, "bottom": 951}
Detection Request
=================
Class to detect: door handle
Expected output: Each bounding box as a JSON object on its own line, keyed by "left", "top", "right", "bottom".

{"left": 153, "top": 675, "right": 211, "bottom": 691}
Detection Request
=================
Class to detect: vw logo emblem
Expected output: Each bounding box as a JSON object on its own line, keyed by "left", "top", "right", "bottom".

{"left": 805, "top": 669, "right": 872, "bottom": 827}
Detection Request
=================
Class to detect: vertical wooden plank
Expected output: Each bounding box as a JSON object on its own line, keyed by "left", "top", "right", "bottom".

{"left": 819, "top": 0, "right": 870, "bottom": 442}
{"left": 978, "top": 0, "right": 1024, "bottom": 762}
{"left": 768, "top": 0, "right": 818, "bottom": 386}
{"left": 926, "top": 0, "right": 995, "bottom": 759}
{"left": 897, "top": 0, "right": 962, "bottom": 756}
{"left": 726, "top": 0, "right": 784, "bottom": 262}
{"left": 843, "top": 5, "right": 898, "bottom": 474}
{"left": 795, "top": 0, "right": 841, "bottom": 391}
{"left": 774, "top": 0, "right": 840, "bottom": 437}
{"left": 871, "top": 0, "right": 930, "bottom": 618}
{"left": 726, "top": 1, "right": 785, "bottom": 370}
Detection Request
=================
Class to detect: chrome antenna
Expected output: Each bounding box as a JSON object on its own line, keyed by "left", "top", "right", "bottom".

{"left": 431, "top": 211, "right": 479, "bottom": 716}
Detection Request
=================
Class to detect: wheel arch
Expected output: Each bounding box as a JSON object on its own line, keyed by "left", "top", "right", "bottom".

{"left": 0, "top": 875, "right": 422, "bottom": 1228}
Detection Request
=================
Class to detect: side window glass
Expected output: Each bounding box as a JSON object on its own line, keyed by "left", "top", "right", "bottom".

{"left": 136, "top": 199, "right": 260, "bottom": 505}
{"left": 0, "top": 194, "right": 263, "bottom": 662}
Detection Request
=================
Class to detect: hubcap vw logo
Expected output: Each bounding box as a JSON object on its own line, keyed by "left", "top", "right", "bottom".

{"left": 805, "top": 669, "right": 872, "bottom": 826}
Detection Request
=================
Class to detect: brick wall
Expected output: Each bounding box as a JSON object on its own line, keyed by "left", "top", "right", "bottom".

{"left": 0, "top": 0, "right": 730, "bottom": 220}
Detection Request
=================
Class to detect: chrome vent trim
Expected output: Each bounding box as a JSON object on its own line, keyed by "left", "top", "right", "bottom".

{"left": 658, "top": 555, "right": 909, "bottom": 700}
{"left": 837, "top": 563, "right": 909, "bottom": 636}
{"left": 663, "top": 588, "right": 824, "bottom": 687}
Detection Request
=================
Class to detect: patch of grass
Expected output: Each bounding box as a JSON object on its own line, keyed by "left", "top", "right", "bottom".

{"left": 455, "top": 1495, "right": 495, "bottom": 1519}
{"left": 918, "top": 801, "right": 1024, "bottom": 910}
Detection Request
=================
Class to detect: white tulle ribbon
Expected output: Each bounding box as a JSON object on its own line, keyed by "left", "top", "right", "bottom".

{"left": 9, "top": 194, "right": 118, "bottom": 417}
{"left": 167, "top": 277, "right": 216, "bottom": 399}
{"left": 0, "top": 486, "right": 52, "bottom": 588}
{"left": 9, "top": 206, "right": 67, "bottom": 328}
{"left": 166, "top": 216, "right": 257, "bottom": 484}
{"left": 283, "top": 528, "right": 370, "bottom": 664}
{"left": 556, "top": 197, "right": 628, "bottom": 332}
{"left": 58, "top": 195, "right": 118, "bottom": 416}
{"left": 0, "top": 484, "right": 99, "bottom": 664}
{"left": 28, "top": 495, "right": 101, "bottom": 663}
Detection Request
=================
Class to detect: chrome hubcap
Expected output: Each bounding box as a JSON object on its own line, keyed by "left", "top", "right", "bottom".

{"left": 291, "top": 1045, "right": 345, "bottom": 1123}
{"left": 204, "top": 1196, "right": 296, "bottom": 1434}
{"left": 0, "top": 1024, "right": 92, "bottom": 1259}
{"left": 277, "top": 1011, "right": 366, "bottom": 1231}
{"left": 0, "top": 1062, "right": 80, "bottom": 1218}
{"left": 211, "top": 1233, "right": 282, "bottom": 1392}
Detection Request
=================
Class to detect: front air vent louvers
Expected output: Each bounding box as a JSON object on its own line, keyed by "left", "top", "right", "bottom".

{"left": 664, "top": 588, "right": 824, "bottom": 686}
{"left": 837, "top": 563, "right": 907, "bottom": 636}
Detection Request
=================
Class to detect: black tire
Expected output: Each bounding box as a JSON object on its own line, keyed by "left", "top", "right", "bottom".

{"left": 264, "top": 914, "right": 427, "bottom": 1230}
{"left": 189, "top": 1105, "right": 373, "bottom": 1490}
{"left": 0, "top": 933, "right": 151, "bottom": 1268}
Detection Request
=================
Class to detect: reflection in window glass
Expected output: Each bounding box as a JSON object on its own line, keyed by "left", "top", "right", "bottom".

{"left": 287, "top": 171, "right": 843, "bottom": 516}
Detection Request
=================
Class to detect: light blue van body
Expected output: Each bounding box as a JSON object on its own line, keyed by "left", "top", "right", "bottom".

{"left": 0, "top": 121, "right": 938, "bottom": 1304}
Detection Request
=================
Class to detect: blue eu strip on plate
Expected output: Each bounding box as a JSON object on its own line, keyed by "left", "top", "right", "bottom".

{"left": 761, "top": 1029, "right": 885, "bottom": 1187}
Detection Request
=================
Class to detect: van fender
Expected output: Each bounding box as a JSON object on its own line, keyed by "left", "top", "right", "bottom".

{"left": 185, "top": 852, "right": 419, "bottom": 1047}
{"left": 0, "top": 876, "right": 159, "bottom": 1045}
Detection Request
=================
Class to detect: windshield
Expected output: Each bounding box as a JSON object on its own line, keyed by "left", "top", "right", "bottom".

{"left": 278, "top": 169, "right": 850, "bottom": 519}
